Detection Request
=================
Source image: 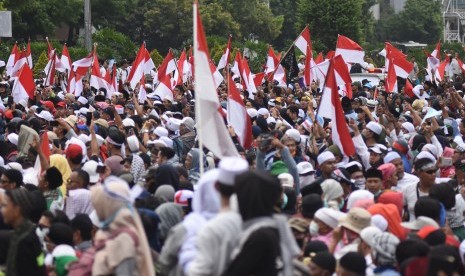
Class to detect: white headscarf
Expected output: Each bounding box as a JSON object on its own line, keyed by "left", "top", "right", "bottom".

{"left": 321, "top": 179, "right": 343, "bottom": 202}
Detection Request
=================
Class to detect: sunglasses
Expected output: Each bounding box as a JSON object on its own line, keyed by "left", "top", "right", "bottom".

{"left": 424, "top": 169, "right": 437, "bottom": 174}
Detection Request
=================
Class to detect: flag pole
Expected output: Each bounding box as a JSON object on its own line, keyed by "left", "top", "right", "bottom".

{"left": 268, "top": 25, "right": 308, "bottom": 78}
{"left": 193, "top": 1, "right": 204, "bottom": 176}
{"left": 44, "top": 49, "right": 55, "bottom": 86}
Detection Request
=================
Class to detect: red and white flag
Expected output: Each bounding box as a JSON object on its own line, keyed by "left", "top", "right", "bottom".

{"left": 230, "top": 51, "right": 243, "bottom": 79}
{"left": 72, "top": 53, "right": 93, "bottom": 77}
{"left": 127, "top": 43, "right": 147, "bottom": 89}
{"left": 6, "top": 43, "right": 20, "bottom": 76}
{"left": 157, "top": 50, "right": 177, "bottom": 80}
{"left": 385, "top": 57, "right": 398, "bottom": 92}
{"left": 391, "top": 57, "right": 413, "bottom": 79}
{"left": 332, "top": 55, "right": 353, "bottom": 98}
{"left": 227, "top": 75, "right": 252, "bottom": 149}
{"left": 144, "top": 48, "right": 155, "bottom": 74}
{"left": 67, "top": 69, "right": 83, "bottom": 97}
{"left": 209, "top": 60, "right": 224, "bottom": 89}
{"left": 318, "top": 58, "right": 355, "bottom": 157}
{"left": 11, "top": 64, "right": 35, "bottom": 103}
{"left": 176, "top": 50, "right": 190, "bottom": 84}
{"left": 44, "top": 50, "right": 57, "bottom": 86}
{"left": 335, "top": 35, "right": 365, "bottom": 64}
{"left": 265, "top": 47, "right": 279, "bottom": 74}
{"left": 217, "top": 35, "right": 232, "bottom": 70}
{"left": 11, "top": 50, "right": 28, "bottom": 78}
{"left": 138, "top": 75, "right": 147, "bottom": 103}
{"left": 45, "top": 37, "right": 53, "bottom": 59}
{"left": 109, "top": 65, "right": 118, "bottom": 95}
{"left": 404, "top": 78, "right": 415, "bottom": 98}
{"left": 435, "top": 59, "right": 449, "bottom": 82}
{"left": 295, "top": 26, "right": 312, "bottom": 55}
{"left": 431, "top": 41, "right": 441, "bottom": 59}
{"left": 304, "top": 45, "right": 313, "bottom": 87}
{"left": 241, "top": 58, "right": 257, "bottom": 97}
{"left": 26, "top": 41, "right": 33, "bottom": 69}
{"left": 90, "top": 51, "right": 110, "bottom": 92}
{"left": 253, "top": 72, "right": 265, "bottom": 87}
{"left": 315, "top": 52, "right": 324, "bottom": 64}
{"left": 154, "top": 73, "right": 174, "bottom": 101}
{"left": 193, "top": 1, "right": 239, "bottom": 159}
{"left": 60, "top": 44, "right": 72, "bottom": 73}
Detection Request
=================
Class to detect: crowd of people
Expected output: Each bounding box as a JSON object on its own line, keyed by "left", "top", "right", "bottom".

{"left": 0, "top": 47, "right": 464, "bottom": 276}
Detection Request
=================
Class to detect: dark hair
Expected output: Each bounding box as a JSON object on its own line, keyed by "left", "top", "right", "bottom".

{"left": 429, "top": 183, "right": 456, "bottom": 210}
{"left": 302, "top": 194, "right": 323, "bottom": 219}
{"left": 395, "top": 239, "right": 430, "bottom": 266}
{"left": 47, "top": 222, "right": 74, "bottom": 246}
{"left": 45, "top": 167, "right": 63, "bottom": 190}
{"left": 414, "top": 197, "right": 441, "bottom": 222}
{"left": 3, "top": 169, "right": 23, "bottom": 188}
{"left": 74, "top": 169, "right": 90, "bottom": 189}
{"left": 69, "top": 153, "right": 83, "bottom": 165}
{"left": 107, "top": 126, "right": 125, "bottom": 148}
{"left": 217, "top": 182, "right": 234, "bottom": 198}
{"left": 70, "top": 214, "right": 93, "bottom": 241}
{"left": 159, "top": 147, "right": 175, "bottom": 160}
{"left": 287, "top": 104, "right": 299, "bottom": 115}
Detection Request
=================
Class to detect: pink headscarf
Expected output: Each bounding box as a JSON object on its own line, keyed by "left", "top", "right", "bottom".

{"left": 378, "top": 163, "right": 397, "bottom": 188}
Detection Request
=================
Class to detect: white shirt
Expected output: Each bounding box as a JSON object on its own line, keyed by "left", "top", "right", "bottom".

{"left": 396, "top": 172, "right": 419, "bottom": 192}
{"left": 403, "top": 182, "right": 428, "bottom": 222}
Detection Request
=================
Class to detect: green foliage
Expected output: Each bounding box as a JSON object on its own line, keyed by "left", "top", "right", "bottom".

{"left": 92, "top": 28, "right": 137, "bottom": 61}
{"left": 296, "top": 0, "right": 365, "bottom": 50}
{"left": 67, "top": 47, "right": 89, "bottom": 61}
{"left": 150, "top": 49, "right": 164, "bottom": 66}
{"left": 376, "top": 0, "right": 442, "bottom": 44}
{"left": 270, "top": 0, "right": 298, "bottom": 48}
{"left": 33, "top": 51, "right": 48, "bottom": 78}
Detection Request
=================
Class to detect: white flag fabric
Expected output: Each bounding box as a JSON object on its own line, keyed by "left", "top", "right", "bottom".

{"left": 193, "top": 2, "right": 239, "bottom": 159}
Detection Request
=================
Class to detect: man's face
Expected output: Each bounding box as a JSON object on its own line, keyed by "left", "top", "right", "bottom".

{"left": 391, "top": 158, "right": 404, "bottom": 179}
{"left": 67, "top": 171, "right": 81, "bottom": 190}
{"left": 0, "top": 175, "right": 14, "bottom": 190}
{"left": 418, "top": 167, "right": 437, "bottom": 186}
{"left": 185, "top": 154, "right": 193, "bottom": 170}
{"left": 320, "top": 160, "right": 336, "bottom": 175}
{"left": 366, "top": 177, "right": 382, "bottom": 194}
{"left": 1, "top": 195, "right": 20, "bottom": 226}
{"left": 369, "top": 151, "right": 381, "bottom": 165}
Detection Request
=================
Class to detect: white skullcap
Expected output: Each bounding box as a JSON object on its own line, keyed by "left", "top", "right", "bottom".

{"left": 218, "top": 157, "right": 249, "bottom": 186}
{"left": 266, "top": 117, "right": 276, "bottom": 124}
{"left": 78, "top": 107, "right": 89, "bottom": 115}
{"left": 154, "top": 127, "right": 169, "bottom": 138}
{"left": 127, "top": 135, "right": 140, "bottom": 153}
{"left": 4, "top": 162, "right": 22, "bottom": 171}
{"left": 160, "top": 136, "right": 173, "bottom": 148}
{"left": 285, "top": 129, "right": 301, "bottom": 143}
{"left": 246, "top": 108, "right": 258, "bottom": 118}
{"left": 35, "top": 110, "right": 54, "bottom": 122}
{"left": 416, "top": 151, "right": 436, "bottom": 162}
{"left": 366, "top": 121, "right": 382, "bottom": 135}
{"left": 148, "top": 139, "right": 167, "bottom": 147}
{"left": 122, "top": 118, "right": 135, "bottom": 128}
{"left": 371, "top": 214, "right": 388, "bottom": 231}
{"left": 314, "top": 207, "right": 346, "bottom": 229}
{"left": 6, "top": 133, "right": 18, "bottom": 146}
{"left": 297, "top": 162, "right": 315, "bottom": 175}
{"left": 257, "top": 108, "right": 269, "bottom": 117}
{"left": 347, "top": 190, "right": 374, "bottom": 210}
{"left": 422, "top": 144, "right": 439, "bottom": 158}
{"left": 78, "top": 134, "right": 91, "bottom": 144}
{"left": 166, "top": 118, "right": 182, "bottom": 131}
{"left": 77, "top": 96, "right": 88, "bottom": 105}
{"left": 401, "top": 122, "right": 415, "bottom": 133}
{"left": 383, "top": 151, "right": 401, "bottom": 164}
{"left": 82, "top": 160, "right": 100, "bottom": 183}
{"left": 278, "top": 173, "right": 294, "bottom": 188}
{"left": 360, "top": 226, "right": 383, "bottom": 247}
{"left": 317, "top": 151, "right": 336, "bottom": 165}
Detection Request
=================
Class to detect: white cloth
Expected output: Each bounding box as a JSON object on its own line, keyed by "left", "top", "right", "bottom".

{"left": 188, "top": 211, "right": 242, "bottom": 276}
{"left": 396, "top": 172, "right": 419, "bottom": 192}
{"left": 402, "top": 182, "right": 428, "bottom": 222}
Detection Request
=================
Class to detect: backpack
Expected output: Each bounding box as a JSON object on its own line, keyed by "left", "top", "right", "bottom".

{"left": 67, "top": 227, "right": 139, "bottom": 276}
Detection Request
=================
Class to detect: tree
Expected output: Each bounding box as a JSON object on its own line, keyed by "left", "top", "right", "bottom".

{"left": 296, "top": 0, "right": 364, "bottom": 51}
{"left": 270, "top": 0, "right": 298, "bottom": 48}
{"left": 93, "top": 28, "right": 137, "bottom": 61}
{"left": 33, "top": 51, "right": 48, "bottom": 78}
{"left": 385, "top": 0, "right": 442, "bottom": 43}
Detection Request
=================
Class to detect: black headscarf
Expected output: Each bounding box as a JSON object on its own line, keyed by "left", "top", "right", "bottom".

{"left": 150, "top": 164, "right": 179, "bottom": 193}
{"left": 235, "top": 171, "right": 282, "bottom": 221}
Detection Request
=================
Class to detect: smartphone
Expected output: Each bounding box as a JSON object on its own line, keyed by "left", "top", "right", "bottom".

{"left": 440, "top": 157, "right": 453, "bottom": 167}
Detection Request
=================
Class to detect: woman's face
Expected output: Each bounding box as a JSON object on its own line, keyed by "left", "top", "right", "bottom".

{"left": 185, "top": 154, "right": 193, "bottom": 170}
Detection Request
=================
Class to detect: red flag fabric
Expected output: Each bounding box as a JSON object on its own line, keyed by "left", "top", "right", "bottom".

{"left": 315, "top": 52, "right": 324, "bottom": 64}
{"left": 176, "top": 50, "right": 187, "bottom": 84}
{"left": 157, "top": 50, "right": 176, "bottom": 80}
{"left": 193, "top": 1, "right": 239, "bottom": 159}
{"left": 60, "top": 44, "right": 72, "bottom": 73}
{"left": 6, "top": 43, "right": 20, "bottom": 76}
{"left": 227, "top": 75, "right": 252, "bottom": 149}
{"left": 318, "top": 58, "right": 355, "bottom": 157}
{"left": 385, "top": 58, "right": 398, "bottom": 92}
{"left": 41, "top": 132, "right": 51, "bottom": 161}
{"left": 217, "top": 35, "right": 232, "bottom": 70}
{"left": 304, "top": 45, "right": 312, "bottom": 87}
{"left": 404, "top": 78, "right": 415, "bottom": 98}
{"left": 333, "top": 55, "right": 353, "bottom": 98}
{"left": 127, "top": 43, "right": 146, "bottom": 89}
{"left": 253, "top": 72, "right": 265, "bottom": 87}
{"left": 11, "top": 64, "right": 35, "bottom": 103}
{"left": 44, "top": 50, "right": 57, "bottom": 86}
{"left": 335, "top": 35, "right": 364, "bottom": 64}
{"left": 11, "top": 50, "right": 28, "bottom": 78}
{"left": 431, "top": 41, "right": 441, "bottom": 59}
{"left": 72, "top": 53, "right": 93, "bottom": 77}
{"left": 326, "top": 51, "right": 335, "bottom": 60}
{"left": 295, "top": 26, "right": 312, "bottom": 55}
